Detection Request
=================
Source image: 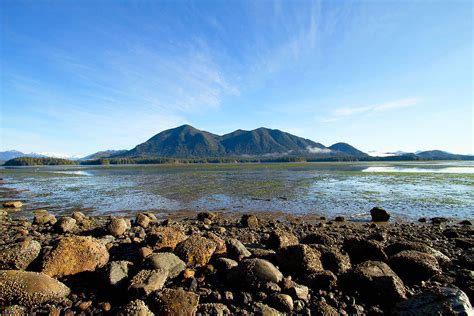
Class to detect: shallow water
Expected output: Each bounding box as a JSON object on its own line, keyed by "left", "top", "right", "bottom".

{"left": 1, "top": 161, "right": 473, "bottom": 220}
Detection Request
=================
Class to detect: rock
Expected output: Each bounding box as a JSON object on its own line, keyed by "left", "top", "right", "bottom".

{"left": 389, "top": 250, "right": 441, "bottom": 283}
{"left": 233, "top": 259, "right": 284, "bottom": 288}
{"left": 147, "top": 226, "right": 187, "bottom": 251}
{"left": 392, "top": 287, "right": 473, "bottom": 316}
{"left": 117, "top": 299, "right": 153, "bottom": 316}
{"left": 241, "top": 214, "right": 259, "bottom": 228}
{"left": 136, "top": 213, "right": 151, "bottom": 228}
{"left": 334, "top": 216, "right": 345, "bottom": 222}
{"left": 460, "top": 220, "right": 473, "bottom": 226}
{"left": 197, "top": 211, "right": 218, "bottom": 221}
{"left": 33, "top": 210, "right": 57, "bottom": 225}
{"left": 267, "top": 293, "right": 293, "bottom": 312}
{"left": 313, "top": 245, "right": 352, "bottom": 274}
{"left": 144, "top": 252, "right": 186, "bottom": 278}
{"left": 129, "top": 269, "right": 169, "bottom": 296}
{"left": 107, "top": 218, "right": 128, "bottom": 237}
{"left": 2, "top": 201, "right": 22, "bottom": 208}
{"left": 431, "top": 217, "right": 448, "bottom": 225}
{"left": 71, "top": 211, "right": 89, "bottom": 225}
{"left": 197, "top": 303, "right": 231, "bottom": 315}
{"left": 267, "top": 230, "right": 299, "bottom": 249}
{"left": 205, "top": 232, "right": 226, "bottom": 255}
{"left": 385, "top": 241, "right": 450, "bottom": 265}
{"left": 300, "top": 233, "right": 336, "bottom": 246}
{"left": 253, "top": 302, "right": 282, "bottom": 316}
{"left": 175, "top": 235, "right": 217, "bottom": 266}
{"left": 277, "top": 245, "right": 323, "bottom": 278}
{"left": 149, "top": 288, "right": 199, "bottom": 315}
{"left": 55, "top": 216, "right": 77, "bottom": 233}
{"left": 370, "top": 207, "right": 390, "bottom": 222}
{"left": 139, "top": 247, "right": 153, "bottom": 260}
{"left": 456, "top": 238, "right": 474, "bottom": 250}
{"left": 42, "top": 236, "right": 109, "bottom": 277}
{"left": 226, "top": 238, "right": 251, "bottom": 261}
{"left": 312, "top": 301, "right": 339, "bottom": 316}
{"left": 345, "top": 261, "right": 406, "bottom": 307}
{"left": 0, "top": 238, "right": 41, "bottom": 270}
{"left": 0, "top": 270, "right": 70, "bottom": 307}
{"left": 343, "top": 238, "right": 387, "bottom": 264}
{"left": 281, "top": 278, "right": 309, "bottom": 302}
{"left": 307, "top": 270, "right": 337, "bottom": 290}
{"left": 215, "top": 257, "right": 239, "bottom": 271}
{"left": 103, "top": 260, "right": 133, "bottom": 286}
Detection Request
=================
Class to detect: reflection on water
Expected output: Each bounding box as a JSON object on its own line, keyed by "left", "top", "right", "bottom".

{"left": 1, "top": 162, "right": 473, "bottom": 220}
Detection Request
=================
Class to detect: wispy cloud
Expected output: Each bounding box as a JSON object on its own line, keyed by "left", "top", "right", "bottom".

{"left": 324, "top": 97, "right": 421, "bottom": 122}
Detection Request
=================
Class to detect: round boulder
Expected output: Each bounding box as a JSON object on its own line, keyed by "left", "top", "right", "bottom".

{"left": 370, "top": 207, "right": 390, "bottom": 222}
{"left": 0, "top": 270, "right": 70, "bottom": 307}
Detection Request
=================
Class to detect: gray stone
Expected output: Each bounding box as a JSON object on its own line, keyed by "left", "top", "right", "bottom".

{"left": 215, "top": 257, "right": 239, "bottom": 271}
{"left": 226, "top": 238, "right": 251, "bottom": 261}
{"left": 104, "top": 260, "right": 133, "bottom": 286}
{"left": 129, "top": 269, "right": 169, "bottom": 296}
{"left": 233, "top": 258, "right": 283, "bottom": 288}
{"left": 392, "top": 287, "right": 473, "bottom": 316}
{"left": 144, "top": 252, "right": 186, "bottom": 278}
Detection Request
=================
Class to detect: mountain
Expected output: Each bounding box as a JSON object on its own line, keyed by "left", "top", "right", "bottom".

{"left": 415, "top": 150, "right": 474, "bottom": 160}
{"left": 117, "top": 125, "right": 367, "bottom": 159}
{"left": 329, "top": 143, "right": 369, "bottom": 157}
{"left": 123, "top": 125, "right": 226, "bottom": 158}
{"left": 0, "top": 150, "right": 46, "bottom": 161}
{"left": 81, "top": 150, "right": 127, "bottom": 160}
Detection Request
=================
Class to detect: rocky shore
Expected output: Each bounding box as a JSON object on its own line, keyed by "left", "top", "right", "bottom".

{"left": 0, "top": 202, "right": 473, "bottom": 315}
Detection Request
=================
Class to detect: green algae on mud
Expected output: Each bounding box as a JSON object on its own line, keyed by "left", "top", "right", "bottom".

{"left": 0, "top": 161, "right": 473, "bottom": 220}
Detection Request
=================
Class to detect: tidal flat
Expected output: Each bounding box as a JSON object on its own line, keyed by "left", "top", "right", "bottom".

{"left": 0, "top": 161, "right": 473, "bottom": 221}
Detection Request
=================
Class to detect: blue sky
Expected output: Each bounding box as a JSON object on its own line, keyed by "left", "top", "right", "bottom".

{"left": 1, "top": 0, "right": 472, "bottom": 156}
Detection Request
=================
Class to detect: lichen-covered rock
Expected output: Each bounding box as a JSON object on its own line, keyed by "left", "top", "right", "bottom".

{"left": 385, "top": 241, "right": 450, "bottom": 265}
{"left": 205, "top": 232, "right": 226, "bottom": 255}
{"left": 107, "top": 218, "right": 129, "bottom": 237}
{"left": 277, "top": 245, "right": 323, "bottom": 278}
{"left": 0, "top": 270, "right": 70, "bottom": 307}
{"left": 253, "top": 302, "right": 282, "bottom": 315}
{"left": 149, "top": 288, "right": 199, "bottom": 316}
{"left": 312, "top": 301, "right": 338, "bottom": 316}
{"left": 0, "top": 238, "right": 41, "bottom": 270}
{"left": 144, "top": 252, "right": 186, "bottom": 278}
{"left": 343, "top": 238, "right": 387, "bottom": 264}
{"left": 33, "top": 210, "right": 57, "bottom": 225}
{"left": 174, "top": 235, "right": 217, "bottom": 266}
{"left": 267, "top": 230, "right": 299, "bottom": 249}
{"left": 117, "top": 299, "right": 153, "bottom": 316}
{"left": 345, "top": 261, "right": 406, "bottom": 307}
{"left": 55, "top": 216, "right": 77, "bottom": 233}
{"left": 129, "top": 269, "right": 169, "bottom": 296}
{"left": 391, "top": 287, "right": 473, "bottom": 316}
{"left": 147, "top": 226, "right": 187, "bottom": 251}
{"left": 197, "top": 303, "right": 231, "bottom": 315}
{"left": 389, "top": 250, "right": 441, "bottom": 284}
{"left": 2, "top": 201, "right": 22, "bottom": 208}
{"left": 42, "top": 236, "right": 109, "bottom": 277}
{"left": 241, "top": 214, "right": 259, "bottom": 228}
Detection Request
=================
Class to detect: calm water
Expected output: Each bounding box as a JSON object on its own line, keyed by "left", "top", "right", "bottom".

{"left": 1, "top": 161, "right": 473, "bottom": 220}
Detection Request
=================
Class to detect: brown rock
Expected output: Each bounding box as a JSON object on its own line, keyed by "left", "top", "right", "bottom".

{"left": 175, "top": 235, "right": 217, "bottom": 266}
{"left": 55, "top": 216, "right": 77, "bottom": 233}
{"left": 389, "top": 250, "right": 441, "bottom": 284}
{"left": 42, "top": 236, "right": 109, "bottom": 277}
{"left": 107, "top": 218, "right": 128, "bottom": 237}
{"left": 343, "top": 237, "right": 387, "bottom": 264}
{"left": 313, "top": 301, "right": 338, "bottom": 316}
{"left": 205, "top": 232, "right": 227, "bottom": 255}
{"left": 136, "top": 213, "right": 151, "bottom": 228}
{"left": 197, "top": 303, "right": 231, "bottom": 315}
{"left": 0, "top": 270, "right": 70, "bottom": 307}
{"left": 2, "top": 201, "right": 23, "bottom": 208}
{"left": 241, "top": 214, "right": 259, "bottom": 228}
{"left": 147, "top": 226, "right": 187, "bottom": 251}
{"left": 267, "top": 230, "right": 299, "bottom": 249}
{"left": 277, "top": 245, "right": 323, "bottom": 278}
{"left": 117, "top": 299, "right": 153, "bottom": 316}
{"left": 33, "top": 210, "right": 57, "bottom": 225}
{"left": 149, "top": 288, "right": 199, "bottom": 316}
